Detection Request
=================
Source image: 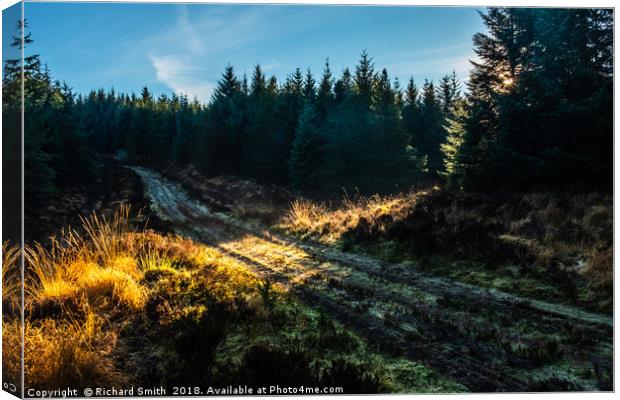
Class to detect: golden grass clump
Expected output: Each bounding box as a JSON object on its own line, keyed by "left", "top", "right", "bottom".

{"left": 136, "top": 231, "right": 217, "bottom": 267}
{"left": 107, "top": 255, "right": 140, "bottom": 278}
{"left": 5, "top": 204, "right": 276, "bottom": 390}
{"left": 38, "top": 277, "right": 79, "bottom": 302}
{"left": 27, "top": 254, "right": 146, "bottom": 311}
{"left": 0, "top": 207, "right": 150, "bottom": 391}
{"left": 79, "top": 204, "right": 134, "bottom": 262}
{"left": 23, "top": 311, "right": 124, "bottom": 390}
{"left": 2, "top": 320, "right": 22, "bottom": 388}
{"left": 76, "top": 263, "right": 147, "bottom": 310}
{"left": 281, "top": 191, "right": 428, "bottom": 244}
{"left": 3, "top": 308, "right": 123, "bottom": 390}
{"left": 2, "top": 241, "right": 22, "bottom": 313}
{"left": 23, "top": 206, "right": 146, "bottom": 311}
{"left": 158, "top": 243, "right": 262, "bottom": 308}
{"left": 200, "top": 258, "right": 260, "bottom": 304}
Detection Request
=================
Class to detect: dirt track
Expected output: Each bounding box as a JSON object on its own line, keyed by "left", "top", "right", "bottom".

{"left": 132, "top": 166, "right": 613, "bottom": 392}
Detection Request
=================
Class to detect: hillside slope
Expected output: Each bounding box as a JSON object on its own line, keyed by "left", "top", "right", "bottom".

{"left": 132, "top": 167, "right": 612, "bottom": 391}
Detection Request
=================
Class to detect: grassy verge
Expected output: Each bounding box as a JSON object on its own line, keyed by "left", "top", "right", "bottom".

{"left": 2, "top": 205, "right": 462, "bottom": 394}
{"left": 278, "top": 189, "right": 612, "bottom": 313}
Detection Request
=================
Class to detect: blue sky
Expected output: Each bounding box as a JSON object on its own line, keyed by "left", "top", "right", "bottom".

{"left": 20, "top": 3, "right": 485, "bottom": 103}
{"left": 2, "top": 1, "right": 21, "bottom": 75}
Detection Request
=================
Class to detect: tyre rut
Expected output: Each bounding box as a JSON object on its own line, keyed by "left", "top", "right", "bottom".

{"left": 131, "top": 166, "right": 613, "bottom": 392}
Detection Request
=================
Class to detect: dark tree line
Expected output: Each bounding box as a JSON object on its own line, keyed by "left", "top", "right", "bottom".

{"left": 450, "top": 8, "right": 613, "bottom": 191}
{"left": 3, "top": 19, "right": 94, "bottom": 210}
{"left": 88, "top": 53, "right": 460, "bottom": 194}
{"left": 4, "top": 7, "right": 613, "bottom": 214}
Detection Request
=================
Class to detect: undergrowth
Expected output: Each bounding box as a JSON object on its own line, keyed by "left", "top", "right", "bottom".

{"left": 2, "top": 205, "right": 460, "bottom": 393}
{"left": 280, "top": 190, "right": 612, "bottom": 313}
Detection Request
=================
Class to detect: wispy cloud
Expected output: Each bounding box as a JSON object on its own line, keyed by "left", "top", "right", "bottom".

{"left": 176, "top": 6, "right": 206, "bottom": 54}
{"left": 143, "top": 5, "right": 291, "bottom": 101}
{"left": 262, "top": 62, "right": 280, "bottom": 71}
{"left": 150, "top": 55, "right": 214, "bottom": 102}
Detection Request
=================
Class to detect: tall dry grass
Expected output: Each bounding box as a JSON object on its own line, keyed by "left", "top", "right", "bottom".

{"left": 24, "top": 205, "right": 146, "bottom": 312}
{"left": 2, "top": 241, "right": 22, "bottom": 313}
{"left": 22, "top": 308, "right": 125, "bottom": 389}
{"left": 282, "top": 189, "right": 613, "bottom": 311}
{"left": 4, "top": 204, "right": 273, "bottom": 390}
{"left": 2, "top": 242, "right": 23, "bottom": 392}
{"left": 3, "top": 205, "right": 146, "bottom": 389}
{"left": 282, "top": 190, "right": 432, "bottom": 244}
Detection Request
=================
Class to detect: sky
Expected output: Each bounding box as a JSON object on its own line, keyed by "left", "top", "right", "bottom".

{"left": 2, "top": 1, "right": 21, "bottom": 76}
{"left": 16, "top": 2, "right": 486, "bottom": 103}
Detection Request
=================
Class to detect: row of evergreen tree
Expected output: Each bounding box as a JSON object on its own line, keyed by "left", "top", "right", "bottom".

{"left": 4, "top": 7, "right": 613, "bottom": 211}
{"left": 78, "top": 52, "right": 462, "bottom": 193}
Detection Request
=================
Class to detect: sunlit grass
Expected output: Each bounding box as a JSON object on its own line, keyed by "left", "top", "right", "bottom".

{"left": 139, "top": 246, "right": 178, "bottom": 273}
{"left": 281, "top": 190, "right": 432, "bottom": 244}
{"left": 3, "top": 205, "right": 287, "bottom": 389}
{"left": 281, "top": 189, "right": 613, "bottom": 313}
{"left": 108, "top": 255, "right": 140, "bottom": 278}
{"left": 38, "top": 277, "right": 79, "bottom": 301}
{"left": 79, "top": 205, "right": 133, "bottom": 262}
{"left": 2, "top": 204, "right": 462, "bottom": 392}
{"left": 4, "top": 206, "right": 169, "bottom": 388}
{"left": 2, "top": 241, "right": 22, "bottom": 313}
{"left": 77, "top": 264, "right": 147, "bottom": 309}
{"left": 22, "top": 310, "right": 125, "bottom": 390}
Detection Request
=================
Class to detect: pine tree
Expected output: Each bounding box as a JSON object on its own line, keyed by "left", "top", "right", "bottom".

{"left": 241, "top": 73, "right": 249, "bottom": 95}
{"left": 455, "top": 7, "right": 612, "bottom": 191}
{"left": 140, "top": 86, "right": 152, "bottom": 105}
{"left": 303, "top": 68, "right": 316, "bottom": 103}
{"left": 405, "top": 78, "right": 418, "bottom": 105}
{"left": 244, "top": 64, "right": 287, "bottom": 182}
{"left": 414, "top": 80, "right": 445, "bottom": 179}
{"left": 334, "top": 68, "right": 352, "bottom": 104}
{"left": 199, "top": 65, "right": 245, "bottom": 174}
{"left": 440, "top": 99, "right": 468, "bottom": 181}
{"left": 267, "top": 76, "right": 278, "bottom": 96}
{"left": 2, "top": 19, "right": 26, "bottom": 212}
{"left": 374, "top": 68, "right": 393, "bottom": 113}
{"left": 250, "top": 64, "right": 266, "bottom": 97}
{"left": 6, "top": 20, "right": 57, "bottom": 205}
{"left": 46, "top": 82, "right": 95, "bottom": 185}
{"left": 438, "top": 71, "right": 461, "bottom": 116}
{"left": 354, "top": 50, "right": 374, "bottom": 107}
{"left": 214, "top": 65, "right": 241, "bottom": 100}
{"left": 393, "top": 76, "right": 403, "bottom": 110}
{"left": 316, "top": 59, "right": 334, "bottom": 119}
{"left": 402, "top": 77, "right": 419, "bottom": 143}
{"left": 286, "top": 68, "right": 304, "bottom": 96}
